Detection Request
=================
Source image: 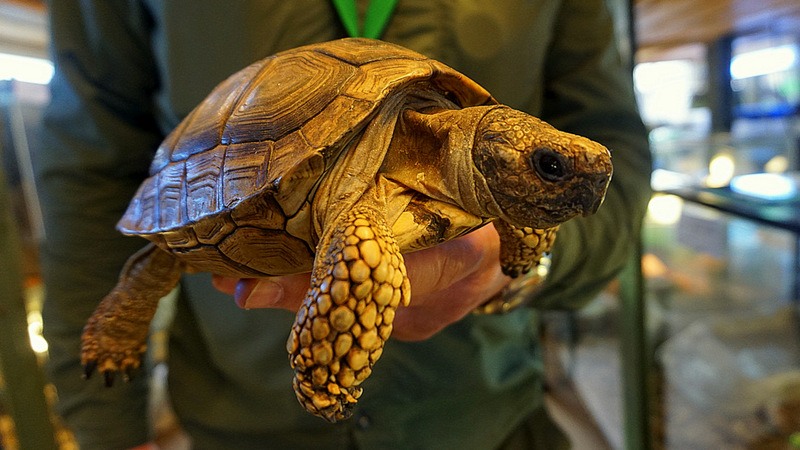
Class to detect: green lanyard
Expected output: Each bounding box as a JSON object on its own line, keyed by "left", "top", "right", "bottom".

{"left": 332, "top": 0, "right": 398, "bottom": 39}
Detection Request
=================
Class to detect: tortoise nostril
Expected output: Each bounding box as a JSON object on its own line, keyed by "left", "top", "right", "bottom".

{"left": 595, "top": 174, "right": 610, "bottom": 191}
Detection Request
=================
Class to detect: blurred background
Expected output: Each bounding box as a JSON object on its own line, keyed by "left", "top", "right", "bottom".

{"left": 1, "top": 0, "right": 799, "bottom": 449}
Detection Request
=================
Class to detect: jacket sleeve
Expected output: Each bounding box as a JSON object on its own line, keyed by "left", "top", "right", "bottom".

{"left": 532, "top": 0, "right": 652, "bottom": 309}
{"left": 35, "top": 1, "right": 163, "bottom": 448}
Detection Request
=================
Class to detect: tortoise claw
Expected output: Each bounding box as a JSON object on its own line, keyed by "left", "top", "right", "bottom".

{"left": 82, "top": 360, "right": 97, "bottom": 380}
{"left": 501, "top": 265, "right": 525, "bottom": 278}
{"left": 103, "top": 370, "right": 116, "bottom": 387}
{"left": 82, "top": 360, "right": 137, "bottom": 386}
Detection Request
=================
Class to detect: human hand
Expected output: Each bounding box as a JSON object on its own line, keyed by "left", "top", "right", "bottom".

{"left": 212, "top": 223, "right": 509, "bottom": 341}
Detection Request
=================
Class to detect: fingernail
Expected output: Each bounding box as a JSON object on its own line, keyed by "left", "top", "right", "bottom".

{"left": 236, "top": 280, "right": 284, "bottom": 309}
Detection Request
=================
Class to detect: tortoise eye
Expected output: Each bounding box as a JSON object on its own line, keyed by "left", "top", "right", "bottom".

{"left": 531, "top": 148, "right": 569, "bottom": 182}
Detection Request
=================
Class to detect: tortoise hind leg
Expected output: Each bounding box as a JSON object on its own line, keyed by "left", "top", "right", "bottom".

{"left": 82, "top": 243, "right": 184, "bottom": 386}
{"left": 287, "top": 204, "right": 411, "bottom": 422}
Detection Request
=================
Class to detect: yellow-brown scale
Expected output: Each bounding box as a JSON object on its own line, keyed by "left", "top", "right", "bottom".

{"left": 287, "top": 207, "right": 411, "bottom": 422}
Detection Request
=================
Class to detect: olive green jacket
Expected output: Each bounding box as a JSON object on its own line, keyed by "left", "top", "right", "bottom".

{"left": 36, "top": 0, "right": 651, "bottom": 448}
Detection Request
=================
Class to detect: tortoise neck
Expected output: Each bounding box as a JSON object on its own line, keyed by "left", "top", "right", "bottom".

{"left": 381, "top": 105, "right": 504, "bottom": 219}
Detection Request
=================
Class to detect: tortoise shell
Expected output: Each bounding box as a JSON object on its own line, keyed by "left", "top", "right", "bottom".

{"left": 118, "top": 38, "right": 495, "bottom": 277}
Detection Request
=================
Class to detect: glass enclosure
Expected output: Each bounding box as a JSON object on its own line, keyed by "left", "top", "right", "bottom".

{"left": 633, "top": 27, "right": 800, "bottom": 450}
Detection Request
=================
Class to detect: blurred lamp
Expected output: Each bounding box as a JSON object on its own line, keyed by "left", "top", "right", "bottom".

{"left": 0, "top": 53, "right": 54, "bottom": 85}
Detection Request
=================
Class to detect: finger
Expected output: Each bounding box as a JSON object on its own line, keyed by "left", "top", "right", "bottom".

{"left": 234, "top": 273, "right": 311, "bottom": 311}
{"left": 403, "top": 223, "right": 501, "bottom": 301}
{"left": 211, "top": 275, "right": 238, "bottom": 295}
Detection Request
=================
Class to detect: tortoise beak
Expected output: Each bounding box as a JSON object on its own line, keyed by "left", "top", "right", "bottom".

{"left": 582, "top": 194, "right": 604, "bottom": 217}
{"left": 581, "top": 172, "right": 612, "bottom": 216}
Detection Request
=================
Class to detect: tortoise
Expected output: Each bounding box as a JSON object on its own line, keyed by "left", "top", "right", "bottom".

{"left": 81, "top": 37, "right": 613, "bottom": 422}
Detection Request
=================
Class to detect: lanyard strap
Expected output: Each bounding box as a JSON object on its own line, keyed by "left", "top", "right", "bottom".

{"left": 331, "top": 0, "right": 398, "bottom": 39}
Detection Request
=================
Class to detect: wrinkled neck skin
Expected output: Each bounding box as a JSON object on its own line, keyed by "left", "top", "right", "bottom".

{"left": 381, "top": 104, "right": 504, "bottom": 220}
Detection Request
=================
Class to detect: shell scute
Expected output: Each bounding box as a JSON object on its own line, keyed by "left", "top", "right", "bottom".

{"left": 162, "top": 228, "right": 198, "bottom": 249}
{"left": 221, "top": 141, "right": 272, "bottom": 209}
{"left": 151, "top": 120, "right": 188, "bottom": 175}
{"left": 223, "top": 51, "right": 358, "bottom": 144}
{"left": 150, "top": 61, "right": 266, "bottom": 174}
{"left": 343, "top": 59, "right": 435, "bottom": 102}
{"left": 121, "top": 176, "right": 157, "bottom": 233}
{"left": 171, "top": 245, "right": 267, "bottom": 277}
{"left": 185, "top": 149, "right": 224, "bottom": 222}
{"left": 217, "top": 227, "right": 314, "bottom": 275}
{"left": 314, "top": 38, "right": 427, "bottom": 66}
{"left": 193, "top": 213, "right": 236, "bottom": 245}
{"left": 229, "top": 194, "right": 285, "bottom": 230}
{"left": 156, "top": 161, "right": 186, "bottom": 230}
{"left": 299, "top": 95, "right": 374, "bottom": 149}
{"left": 267, "top": 132, "right": 325, "bottom": 217}
{"left": 429, "top": 61, "right": 494, "bottom": 108}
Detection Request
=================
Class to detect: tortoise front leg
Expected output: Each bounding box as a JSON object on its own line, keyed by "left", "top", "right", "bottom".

{"left": 472, "top": 222, "right": 557, "bottom": 315}
{"left": 287, "top": 205, "right": 411, "bottom": 422}
{"left": 494, "top": 221, "right": 558, "bottom": 278}
{"left": 82, "top": 243, "right": 184, "bottom": 385}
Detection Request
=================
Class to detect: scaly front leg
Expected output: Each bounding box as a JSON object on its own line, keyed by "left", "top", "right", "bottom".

{"left": 494, "top": 220, "right": 558, "bottom": 278}
{"left": 82, "top": 243, "right": 184, "bottom": 385}
{"left": 473, "top": 222, "right": 558, "bottom": 314}
{"left": 287, "top": 205, "right": 411, "bottom": 422}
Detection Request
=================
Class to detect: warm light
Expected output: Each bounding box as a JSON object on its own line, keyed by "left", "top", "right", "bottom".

{"left": 706, "top": 154, "right": 736, "bottom": 188}
{"left": 0, "top": 53, "right": 54, "bottom": 85}
{"left": 647, "top": 194, "right": 684, "bottom": 225}
{"left": 730, "top": 45, "right": 798, "bottom": 79}
{"left": 29, "top": 333, "right": 49, "bottom": 354}
{"left": 764, "top": 155, "right": 789, "bottom": 174}
{"left": 730, "top": 173, "right": 797, "bottom": 201}
{"left": 27, "top": 310, "right": 49, "bottom": 354}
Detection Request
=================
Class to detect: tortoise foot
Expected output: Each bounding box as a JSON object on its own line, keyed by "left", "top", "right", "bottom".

{"left": 287, "top": 206, "right": 411, "bottom": 421}
{"left": 292, "top": 376, "right": 358, "bottom": 423}
{"left": 81, "top": 309, "right": 148, "bottom": 386}
{"left": 81, "top": 244, "right": 182, "bottom": 386}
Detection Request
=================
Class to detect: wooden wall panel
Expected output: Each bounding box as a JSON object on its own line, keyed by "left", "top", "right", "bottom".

{"left": 636, "top": 0, "right": 800, "bottom": 51}
{"left": 0, "top": 0, "right": 47, "bottom": 58}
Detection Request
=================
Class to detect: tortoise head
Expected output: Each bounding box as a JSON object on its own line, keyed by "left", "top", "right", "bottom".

{"left": 472, "top": 107, "right": 613, "bottom": 229}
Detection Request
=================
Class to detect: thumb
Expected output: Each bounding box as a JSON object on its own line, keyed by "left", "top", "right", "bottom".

{"left": 233, "top": 272, "right": 311, "bottom": 310}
